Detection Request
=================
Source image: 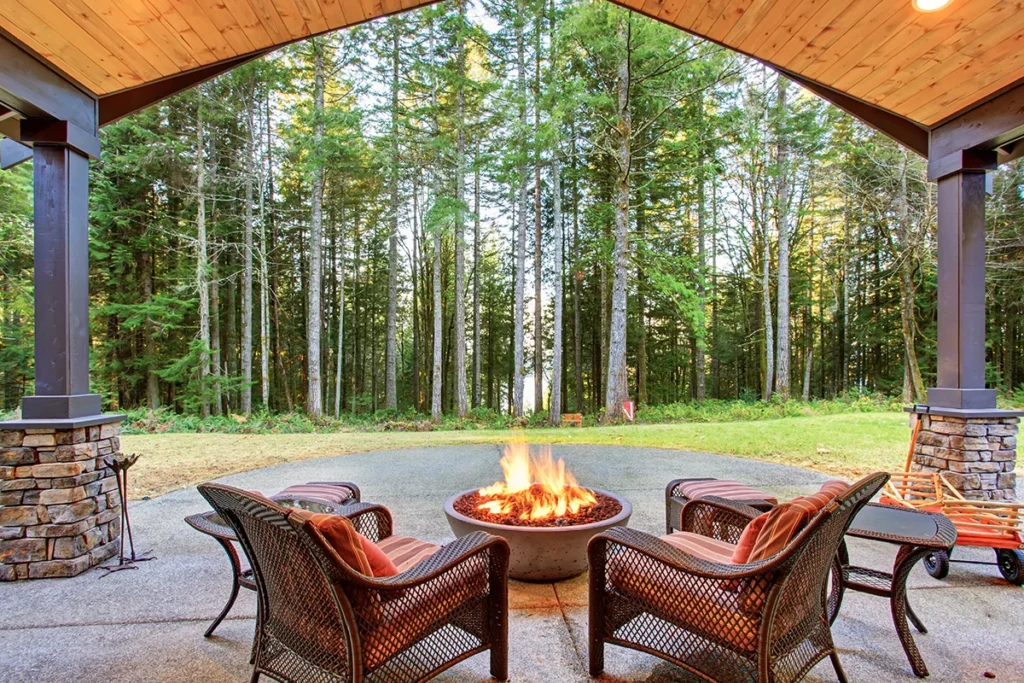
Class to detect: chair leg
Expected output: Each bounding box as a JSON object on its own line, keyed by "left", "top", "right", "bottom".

{"left": 830, "top": 652, "right": 849, "bottom": 683}
{"left": 207, "top": 538, "right": 243, "bottom": 638}
{"left": 490, "top": 643, "right": 508, "bottom": 682}
{"left": 588, "top": 544, "right": 606, "bottom": 676}
{"left": 249, "top": 669, "right": 260, "bottom": 683}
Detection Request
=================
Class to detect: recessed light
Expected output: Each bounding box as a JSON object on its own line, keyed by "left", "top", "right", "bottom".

{"left": 913, "top": 0, "right": 952, "bottom": 11}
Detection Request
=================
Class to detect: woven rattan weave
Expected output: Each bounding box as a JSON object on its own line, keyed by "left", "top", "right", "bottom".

{"left": 590, "top": 473, "right": 888, "bottom": 683}
{"left": 198, "top": 484, "right": 510, "bottom": 683}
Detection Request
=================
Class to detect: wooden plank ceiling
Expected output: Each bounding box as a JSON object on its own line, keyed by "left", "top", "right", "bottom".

{"left": 1, "top": 0, "right": 1023, "bottom": 128}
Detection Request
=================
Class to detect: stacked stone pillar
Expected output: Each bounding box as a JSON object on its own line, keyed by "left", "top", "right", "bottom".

{"left": 910, "top": 408, "right": 1020, "bottom": 501}
{"left": 0, "top": 421, "right": 122, "bottom": 580}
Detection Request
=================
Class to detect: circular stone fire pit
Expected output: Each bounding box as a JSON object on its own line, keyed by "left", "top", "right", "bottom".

{"left": 444, "top": 488, "right": 632, "bottom": 581}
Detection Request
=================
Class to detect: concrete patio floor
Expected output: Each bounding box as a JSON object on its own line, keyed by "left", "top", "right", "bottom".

{"left": 1, "top": 444, "right": 1022, "bottom": 683}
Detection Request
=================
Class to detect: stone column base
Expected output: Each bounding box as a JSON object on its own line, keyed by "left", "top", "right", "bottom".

{"left": 0, "top": 419, "right": 124, "bottom": 580}
{"left": 909, "top": 406, "right": 1019, "bottom": 501}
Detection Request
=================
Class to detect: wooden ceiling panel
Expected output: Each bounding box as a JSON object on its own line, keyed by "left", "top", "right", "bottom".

{"left": 753, "top": 0, "right": 820, "bottom": 61}
{"left": 45, "top": 0, "right": 165, "bottom": 82}
{"left": 167, "top": 1, "right": 243, "bottom": 61}
{"left": 846, "top": 0, "right": 1002, "bottom": 103}
{"left": 1, "top": 0, "right": 1022, "bottom": 131}
{"left": 116, "top": 0, "right": 203, "bottom": 71}
{"left": 2, "top": 0, "right": 125, "bottom": 92}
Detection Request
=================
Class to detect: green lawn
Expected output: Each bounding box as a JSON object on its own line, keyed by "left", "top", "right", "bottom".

{"left": 120, "top": 412, "right": 914, "bottom": 500}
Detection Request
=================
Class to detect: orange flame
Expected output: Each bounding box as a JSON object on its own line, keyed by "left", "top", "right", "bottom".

{"left": 477, "top": 442, "right": 597, "bottom": 521}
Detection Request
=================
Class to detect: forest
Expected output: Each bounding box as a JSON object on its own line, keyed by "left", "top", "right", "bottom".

{"left": 1, "top": 0, "right": 1024, "bottom": 424}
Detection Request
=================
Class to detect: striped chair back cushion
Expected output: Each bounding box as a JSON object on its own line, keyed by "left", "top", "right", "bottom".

{"left": 741, "top": 480, "right": 848, "bottom": 564}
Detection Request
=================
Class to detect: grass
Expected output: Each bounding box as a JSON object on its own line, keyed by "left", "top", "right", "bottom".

{"left": 107, "top": 395, "right": 905, "bottom": 436}
{"left": 121, "top": 411, "right": 914, "bottom": 500}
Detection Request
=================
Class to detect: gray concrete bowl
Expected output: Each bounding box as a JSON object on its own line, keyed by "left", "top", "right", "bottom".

{"left": 444, "top": 488, "right": 632, "bottom": 581}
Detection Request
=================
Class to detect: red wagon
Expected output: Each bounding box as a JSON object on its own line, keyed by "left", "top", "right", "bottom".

{"left": 881, "top": 470, "right": 1024, "bottom": 585}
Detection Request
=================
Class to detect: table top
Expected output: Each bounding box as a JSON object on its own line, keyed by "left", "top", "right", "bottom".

{"left": 847, "top": 503, "right": 957, "bottom": 550}
{"left": 185, "top": 495, "right": 342, "bottom": 540}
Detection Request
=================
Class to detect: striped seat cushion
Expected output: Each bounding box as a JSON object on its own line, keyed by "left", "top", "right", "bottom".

{"left": 275, "top": 483, "right": 356, "bottom": 505}
{"left": 676, "top": 480, "right": 777, "bottom": 505}
{"left": 377, "top": 535, "right": 441, "bottom": 573}
{"left": 661, "top": 531, "right": 739, "bottom": 565}
{"left": 608, "top": 550, "right": 758, "bottom": 652}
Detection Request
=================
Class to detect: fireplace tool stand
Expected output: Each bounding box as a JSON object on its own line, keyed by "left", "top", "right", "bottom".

{"left": 100, "top": 453, "right": 155, "bottom": 576}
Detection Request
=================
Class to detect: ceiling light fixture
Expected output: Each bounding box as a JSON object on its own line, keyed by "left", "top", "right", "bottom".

{"left": 913, "top": 0, "right": 952, "bottom": 11}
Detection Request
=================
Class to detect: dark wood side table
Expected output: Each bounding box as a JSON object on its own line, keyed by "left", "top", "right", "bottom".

{"left": 186, "top": 491, "right": 355, "bottom": 637}
{"left": 829, "top": 503, "right": 958, "bottom": 678}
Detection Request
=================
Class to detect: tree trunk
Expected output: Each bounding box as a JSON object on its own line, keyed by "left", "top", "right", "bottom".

{"left": 454, "top": 0, "right": 468, "bottom": 417}
{"left": 412, "top": 174, "right": 421, "bottom": 412}
{"left": 695, "top": 141, "right": 707, "bottom": 402}
{"left": 774, "top": 77, "right": 791, "bottom": 401}
{"left": 430, "top": 21, "right": 443, "bottom": 422}
{"left": 604, "top": 15, "right": 631, "bottom": 421}
{"left": 711, "top": 176, "right": 719, "bottom": 398}
{"left": 571, "top": 118, "right": 583, "bottom": 412}
{"left": 241, "top": 108, "right": 254, "bottom": 415}
{"left": 307, "top": 39, "right": 326, "bottom": 417}
{"left": 636, "top": 196, "right": 647, "bottom": 405}
{"left": 196, "top": 102, "right": 211, "bottom": 419}
{"left": 761, "top": 188, "right": 774, "bottom": 402}
{"left": 334, "top": 220, "right": 346, "bottom": 417}
{"left": 260, "top": 89, "right": 271, "bottom": 410}
{"left": 142, "top": 250, "right": 159, "bottom": 410}
{"left": 550, "top": 154, "right": 563, "bottom": 424}
{"left": 897, "top": 154, "right": 926, "bottom": 402}
{"left": 512, "top": 8, "right": 527, "bottom": 418}
{"left": 533, "top": 12, "right": 544, "bottom": 415}
{"left": 431, "top": 222, "right": 443, "bottom": 421}
{"left": 210, "top": 257, "right": 222, "bottom": 416}
{"left": 385, "top": 20, "right": 400, "bottom": 411}
{"left": 472, "top": 139, "right": 482, "bottom": 409}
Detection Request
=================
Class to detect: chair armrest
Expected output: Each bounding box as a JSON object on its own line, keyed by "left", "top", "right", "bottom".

{"left": 339, "top": 503, "right": 393, "bottom": 542}
{"left": 680, "top": 496, "right": 761, "bottom": 544}
{"left": 591, "top": 526, "right": 770, "bottom": 582}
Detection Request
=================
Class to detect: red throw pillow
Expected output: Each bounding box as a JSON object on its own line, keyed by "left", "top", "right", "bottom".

{"left": 745, "top": 480, "right": 849, "bottom": 563}
{"left": 292, "top": 510, "right": 398, "bottom": 577}
{"left": 361, "top": 535, "right": 399, "bottom": 578}
{"left": 731, "top": 512, "right": 769, "bottom": 564}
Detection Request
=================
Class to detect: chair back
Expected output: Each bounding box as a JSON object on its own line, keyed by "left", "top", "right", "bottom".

{"left": 198, "top": 483, "right": 358, "bottom": 678}
{"left": 764, "top": 473, "right": 888, "bottom": 651}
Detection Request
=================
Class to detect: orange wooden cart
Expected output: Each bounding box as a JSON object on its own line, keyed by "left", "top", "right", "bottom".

{"left": 881, "top": 421, "right": 1024, "bottom": 585}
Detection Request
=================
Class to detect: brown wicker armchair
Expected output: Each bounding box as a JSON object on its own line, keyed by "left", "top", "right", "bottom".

{"left": 198, "top": 483, "right": 510, "bottom": 683}
{"left": 588, "top": 472, "right": 888, "bottom": 683}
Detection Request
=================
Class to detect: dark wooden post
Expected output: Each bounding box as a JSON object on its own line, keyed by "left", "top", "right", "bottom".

{"left": 20, "top": 141, "right": 102, "bottom": 419}
{"left": 15, "top": 120, "right": 103, "bottom": 420}
{"left": 928, "top": 160, "right": 997, "bottom": 410}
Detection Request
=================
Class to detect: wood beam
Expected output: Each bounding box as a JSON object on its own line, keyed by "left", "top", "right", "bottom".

{"left": 780, "top": 70, "right": 930, "bottom": 158}
{"left": 0, "top": 33, "right": 97, "bottom": 135}
{"left": 929, "top": 77, "right": 1024, "bottom": 179}
{"left": 99, "top": 52, "right": 270, "bottom": 126}
{"left": 0, "top": 138, "right": 32, "bottom": 169}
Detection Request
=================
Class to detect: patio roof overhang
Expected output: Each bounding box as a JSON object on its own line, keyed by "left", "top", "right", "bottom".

{"left": 1, "top": 0, "right": 1023, "bottom": 423}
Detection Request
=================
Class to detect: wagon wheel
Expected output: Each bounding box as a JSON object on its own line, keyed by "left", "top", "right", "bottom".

{"left": 923, "top": 550, "right": 950, "bottom": 580}
{"left": 996, "top": 549, "right": 1024, "bottom": 586}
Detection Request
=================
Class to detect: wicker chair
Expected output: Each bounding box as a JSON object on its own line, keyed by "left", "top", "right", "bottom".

{"left": 198, "top": 483, "right": 510, "bottom": 683}
{"left": 588, "top": 472, "right": 889, "bottom": 683}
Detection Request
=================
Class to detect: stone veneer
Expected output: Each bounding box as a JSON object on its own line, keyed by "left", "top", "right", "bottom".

{"left": 0, "top": 423, "right": 122, "bottom": 580}
{"left": 911, "top": 412, "right": 1018, "bottom": 501}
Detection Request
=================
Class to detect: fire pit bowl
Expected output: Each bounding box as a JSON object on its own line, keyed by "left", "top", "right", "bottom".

{"left": 444, "top": 488, "right": 632, "bottom": 581}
